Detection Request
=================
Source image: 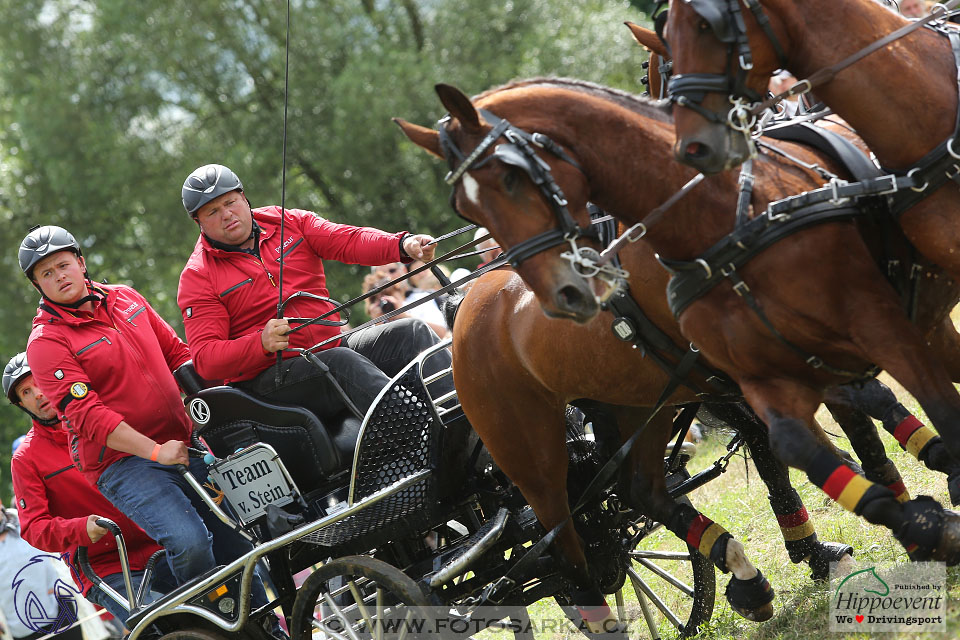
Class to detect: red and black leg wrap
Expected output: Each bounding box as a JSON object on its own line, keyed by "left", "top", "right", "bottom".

{"left": 771, "top": 494, "right": 819, "bottom": 563}
{"left": 890, "top": 416, "right": 939, "bottom": 461}
{"left": 807, "top": 449, "right": 892, "bottom": 515}
{"left": 669, "top": 503, "right": 733, "bottom": 572}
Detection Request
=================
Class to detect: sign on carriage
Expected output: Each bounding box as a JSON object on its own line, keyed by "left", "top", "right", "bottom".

{"left": 208, "top": 444, "right": 296, "bottom": 524}
{"left": 829, "top": 561, "right": 946, "bottom": 632}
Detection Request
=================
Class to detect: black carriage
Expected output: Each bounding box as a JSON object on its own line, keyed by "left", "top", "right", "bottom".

{"left": 79, "top": 340, "right": 738, "bottom": 640}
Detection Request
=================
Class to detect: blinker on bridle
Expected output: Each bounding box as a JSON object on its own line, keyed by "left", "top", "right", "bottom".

{"left": 436, "top": 108, "right": 628, "bottom": 292}
{"left": 664, "top": 0, "right": 788, "bottom": 150}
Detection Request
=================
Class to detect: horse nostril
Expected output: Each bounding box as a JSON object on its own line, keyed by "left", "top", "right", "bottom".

{"left": 685, "top": 141, "right": 710, "bottom": 159}
{"left": 558, "top": 284, "right": 588, "bottom": 311}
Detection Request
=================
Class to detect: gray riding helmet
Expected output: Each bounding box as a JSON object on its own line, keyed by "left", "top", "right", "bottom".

{"left": 182, "top": 164, "right": 244, "bottom": 216}
{"left": 3, "top": 352, "right": 30, "bottom": 404}
{"left": 19, "top": 225, "right": 82, "bottom": 280}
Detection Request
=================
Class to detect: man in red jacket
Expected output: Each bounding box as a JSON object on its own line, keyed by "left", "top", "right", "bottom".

{"left": 19, "top": 226, "right": 269, "bottom": 614}
{"left": 5, "top": 352, "right": 174, "bottom": 624}
{"left": 177, "top": 164, "right": 450, "bottom": 423}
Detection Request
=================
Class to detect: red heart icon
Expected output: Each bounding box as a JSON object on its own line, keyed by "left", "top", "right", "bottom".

{"left": 855, "top": 615, "right": 864, "bottom": 623}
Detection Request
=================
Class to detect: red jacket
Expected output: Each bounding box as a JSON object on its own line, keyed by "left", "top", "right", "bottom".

{"left": 11, "top": 423, "right": 163, "bottom": 595}
{"left": 177, "top": 207, "right": 407, "bottom": 382}
{"left": 26, "top": 283, "right": 192, "bottom": 483}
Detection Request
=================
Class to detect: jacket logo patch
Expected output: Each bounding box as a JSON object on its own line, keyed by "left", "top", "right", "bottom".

{"left": 55, "top": 369, "right": 64, "bottom": 380}
{"left": 19, "top": 498, "right": 26, "bottom": 509}
{"left": 70, "top": 382, "right": 88, "bottom": 399}
{"left": 186, "top": 307, "right": 193, "bottom": 318}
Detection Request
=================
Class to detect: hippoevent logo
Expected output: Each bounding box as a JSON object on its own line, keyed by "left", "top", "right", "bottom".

{"left": 830, "top": 561, "right": 945, "bottom": 632}
{"left": 12, "top": 553, "right": 80, "bottom": 635}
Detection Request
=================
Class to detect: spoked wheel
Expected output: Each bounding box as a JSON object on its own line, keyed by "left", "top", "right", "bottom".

{"left": 624, "top": 498, "right": 716, "bottom": 638}
{"left": 290, "top": 555, "right": 432, "bottom": 640}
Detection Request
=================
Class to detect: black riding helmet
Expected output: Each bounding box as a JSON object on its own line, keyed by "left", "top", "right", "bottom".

{"left": 19, "top": 225, "right": 82, "bottom": 281}
{"left": 3, "top": 351, "right": 57, "bottom": 426}
{"left": 182, "top": 164, "right": 244, "bottom": 216}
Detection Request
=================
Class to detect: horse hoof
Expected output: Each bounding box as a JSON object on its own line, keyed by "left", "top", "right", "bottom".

{"left": 725, "top": 570, "right": 775, "bottom": 622}
{"left": 808, "top": 541, "right": 854, "bottom": 582}
{"left": 897, "top": 496, "right": 960, "bottom": 565}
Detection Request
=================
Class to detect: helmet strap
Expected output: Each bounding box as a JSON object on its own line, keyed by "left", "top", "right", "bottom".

{"left": 15, "top": 402, "right": 59, "bottom": 427}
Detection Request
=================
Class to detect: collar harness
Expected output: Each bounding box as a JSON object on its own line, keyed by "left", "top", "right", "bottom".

{"left": 436, "top": 108, "right": 627, "bottom": 291}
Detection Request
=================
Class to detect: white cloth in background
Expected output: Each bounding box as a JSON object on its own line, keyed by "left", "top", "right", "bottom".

{"left": 404, "top": 289, "right": 447, "bottom": 328}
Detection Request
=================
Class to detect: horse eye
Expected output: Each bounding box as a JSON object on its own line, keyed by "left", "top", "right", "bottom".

{"left": 698, "top": 19, "right": 711, "bottom": 33}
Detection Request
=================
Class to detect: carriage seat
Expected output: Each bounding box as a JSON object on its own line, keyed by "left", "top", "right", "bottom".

{"left": 174, "top": 361, "right": 360, "bottom": 494}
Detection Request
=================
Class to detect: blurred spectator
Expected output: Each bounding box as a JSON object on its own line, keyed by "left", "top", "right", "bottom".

{"left": 768, "top": 70, "right": 798, "bottom": 99}
{"left": 364, "top": 264, "right": 449, "bottom": 338}
{"left": 474, "top": 227, "right": 503, "bottom": 265}
{"left": 450, "top": 227, "right": 504, "bottom": 292}
{"left": 899, "top": 0, "right": 930, "bottom": 17}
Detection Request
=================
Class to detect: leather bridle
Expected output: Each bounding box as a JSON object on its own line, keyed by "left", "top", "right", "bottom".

{"left": 436, "top": 108, "right": 627, "bottom": 289}
{"left": 664, "top": 0, "right": 787, "bottom": 139}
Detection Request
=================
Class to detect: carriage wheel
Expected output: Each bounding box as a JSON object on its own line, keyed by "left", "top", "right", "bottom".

{"left": 290, "top": 555, "right": 432, "bottom": 640}
{"left": 623, "top": 497, "right": 716, "bottom": 638}
{"left": 554, "top": 496, "right": 715, "bottom": 639}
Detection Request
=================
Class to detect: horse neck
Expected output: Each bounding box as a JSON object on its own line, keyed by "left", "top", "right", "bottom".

{"left": 569, "top": 111, "right": 741, "bottom": 259}
{"left": 774, "top": 0, "right": 958, "bottom": 167}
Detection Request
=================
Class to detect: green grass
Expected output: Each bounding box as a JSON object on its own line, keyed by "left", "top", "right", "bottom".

{"left": 512, "top": 372, "right": 960, "bottom": 639}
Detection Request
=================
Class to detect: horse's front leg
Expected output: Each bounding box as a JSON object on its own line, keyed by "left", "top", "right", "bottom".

{"left": 702, "top": 401, "right": 854, "bottom": 580}
{"left": 614, "top": 406, "right": 775, "bottom": 622}
{"left": 827, "top": 379, "right": 960, "bottom": 505}
{"left": 742, "top": 378, "right": 960, "bottom": 565}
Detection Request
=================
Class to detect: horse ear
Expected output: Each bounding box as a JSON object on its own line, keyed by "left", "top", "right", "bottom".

{"left": 625, "top": 21, "right": 668, "bottom": 57}
{"left": 392, "top": 118, "right": 443, "bottom": 159}
{"left": 435, "top": 84, "right": 481, "bottom": 131}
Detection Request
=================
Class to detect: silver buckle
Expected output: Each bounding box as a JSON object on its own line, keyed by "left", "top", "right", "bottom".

{"left": 828, "top": 178, "right": 850, "bottom": 205}
{"left": 875, "top": 174, "right": 899, "bottom": 196}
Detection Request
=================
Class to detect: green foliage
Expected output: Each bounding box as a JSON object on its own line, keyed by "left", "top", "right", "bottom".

{"left": 0, "top": 0, "right": 653, "bottom": 501}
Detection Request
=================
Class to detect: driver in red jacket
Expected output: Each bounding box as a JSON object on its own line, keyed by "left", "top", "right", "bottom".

{"left": 6, "top": 352, "right": 174, "bottom": 624}
{"left": 177, "top": 164, "right": 451, "bottom": 425}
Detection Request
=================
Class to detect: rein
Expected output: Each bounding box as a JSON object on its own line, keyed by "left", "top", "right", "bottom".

{"left": 748, "top": 0, "right": 960, "bottom": 117}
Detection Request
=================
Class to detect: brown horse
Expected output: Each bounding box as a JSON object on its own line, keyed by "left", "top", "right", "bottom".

{"left": 449, "top": 232, "right": 858, "bottom": 629}
{"left": 393, "top": 79, "right": 960, "bottom": 570}
{"left": 627, "top": 18, "right": 960, "bottom": 502}
{"left": 662, "top": 0, "right": 960, "bottom": 378}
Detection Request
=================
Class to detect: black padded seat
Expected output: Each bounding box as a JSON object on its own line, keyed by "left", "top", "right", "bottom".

{"left": 176, "top": 361, "right": 360, "bottom": 496}
{"left": 189, "top": 386, "right": 358, "bottom": 493}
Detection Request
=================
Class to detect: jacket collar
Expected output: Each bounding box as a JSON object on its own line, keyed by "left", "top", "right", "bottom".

{"left": 36, "top": 284, "right": 112, "bottom": 326}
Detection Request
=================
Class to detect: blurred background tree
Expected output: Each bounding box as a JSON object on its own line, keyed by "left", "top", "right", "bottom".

{"left": 0, "top": 0, "right": 654, "bottom": 500}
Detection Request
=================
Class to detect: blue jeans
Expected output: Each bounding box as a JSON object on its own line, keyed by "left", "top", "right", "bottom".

{"left": 86, "top": 567, "right": 175, "bottom": 624}
{"left": 96, "top": 456, "right": 268, "bottom": 609}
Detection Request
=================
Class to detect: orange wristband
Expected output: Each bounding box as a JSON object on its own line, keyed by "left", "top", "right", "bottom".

{"left": 150, "top": 443, "right": 161, "bottom": 462}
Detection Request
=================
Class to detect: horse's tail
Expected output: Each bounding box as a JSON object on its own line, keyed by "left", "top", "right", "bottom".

{"left": 437, "top": 290, "right": 465, "bottom": 332}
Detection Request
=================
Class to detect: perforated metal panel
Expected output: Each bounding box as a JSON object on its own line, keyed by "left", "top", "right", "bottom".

{"left": 299, "top": 359, "right": 443, "bottom": 550}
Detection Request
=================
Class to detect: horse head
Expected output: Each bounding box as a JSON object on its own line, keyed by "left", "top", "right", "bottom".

{"left": 664, "top": 0, "right": 790, "bottom": 173}
{"left": 394, "top": 83, "right": 605, "bottom": 323}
